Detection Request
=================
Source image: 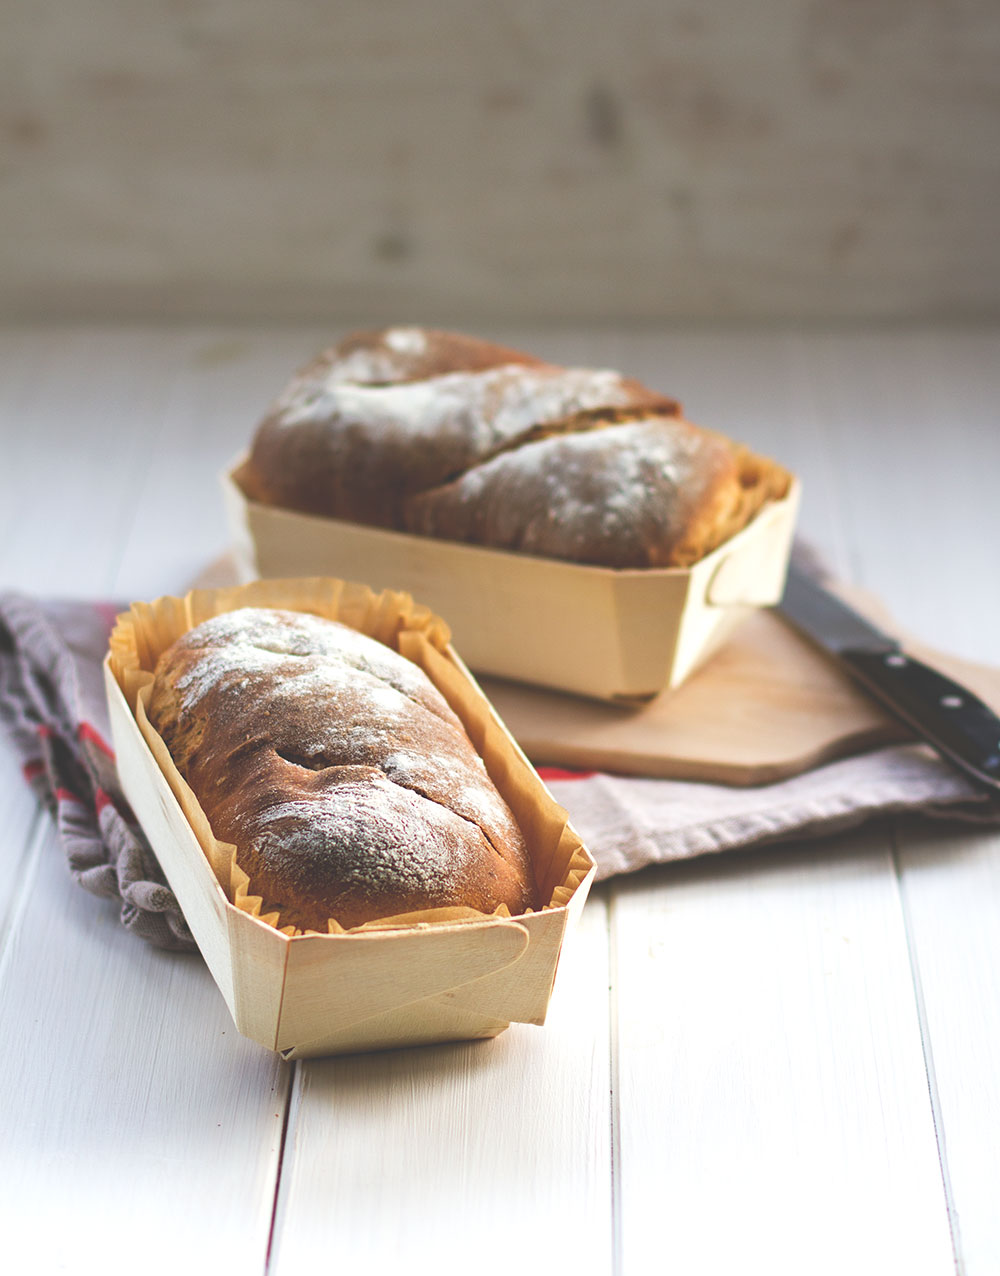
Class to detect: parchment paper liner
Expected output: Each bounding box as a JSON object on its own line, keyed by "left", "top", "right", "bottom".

{"left": 108, "top": 577, "right": 592, "bottom": 936}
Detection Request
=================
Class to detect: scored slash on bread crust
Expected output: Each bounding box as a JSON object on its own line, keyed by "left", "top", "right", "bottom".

{"left": 404, "top": 418, "right": 754, "bottom": 570}
{"left": 146, "top": 607, "right": 538, "bottom": 933}
{"left": 240, "top": 326, "right": 790, "bottom": 570}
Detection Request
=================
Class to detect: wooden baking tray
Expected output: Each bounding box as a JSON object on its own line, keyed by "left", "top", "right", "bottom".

{"left": 105, "top": 578, "right": 595, "bottom": 1059}
{"left": 222, "top": 456, "right": 800, "bottom": 702}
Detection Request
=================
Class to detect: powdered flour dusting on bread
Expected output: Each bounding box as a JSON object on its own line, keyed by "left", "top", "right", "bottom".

{"left": 148, "top": 607, "right": 536, "bottom": 930}
{"left": 383, "top": 327, "right": 428, "bottom": 357}
{"left": 401, "top": 416, "right": 732, "bottom": 568}
{"left": 252, "top": 774, "right": 475, "bottom": 900}
{"left": 275, "top": 365, "right": 632, "bottom": 453}
{"left": 444, "top": 419, "right": 703, "bottom": 532}
{"left": 280, "top": 327, "right": 431, "bottom": 390}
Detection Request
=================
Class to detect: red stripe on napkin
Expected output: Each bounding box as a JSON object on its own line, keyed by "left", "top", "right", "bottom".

{"left": 78, "top": 721, "right": 115, "bottom": 759}
{"left": 536, "top": 766, "right": 599, "bottom": 781}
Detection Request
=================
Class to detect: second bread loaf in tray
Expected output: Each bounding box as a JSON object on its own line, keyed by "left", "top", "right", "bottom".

{"left": 240, "top": 326, "right": 790, "bottom": 569}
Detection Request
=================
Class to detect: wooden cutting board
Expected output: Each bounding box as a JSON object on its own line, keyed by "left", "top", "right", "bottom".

{"left": 479, "top": 599, "right": 1000, "bottom": 786}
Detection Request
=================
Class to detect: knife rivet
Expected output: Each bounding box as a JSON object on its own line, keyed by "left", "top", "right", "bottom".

{"left": 886, "top": 654, "right": 907, "bottom": 667}
{"left": 941, "top": 695, "right": 963, "bottom": 709}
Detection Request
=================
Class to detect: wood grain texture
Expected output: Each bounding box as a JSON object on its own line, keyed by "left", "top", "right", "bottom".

{"left": 894, "top": 823, "right": 1000, "bottom": 1273}
{"left": 1, "top": 325, "right": 998, "bottom": 1275}
{"left": 0, "top": 784, "right": 41, "bottom": 947}
{"left": 0, "top": 328, "right": 189, "bottom": 598}
{"left": 610, "top": 833, "right": 956, "bottom": 1275}
{"left": 2, "top": 4, "right": 999, "bottom": 323}
{"left": 799, "top": 328, "right": 1000, "bottom": 667}
{"left": 0, "top": 821, "right": 289, "bottom": 1274}
{"left": 271, "top": 892, "right": 613, "bottom": 1275}
{"left": 110, "top": 328, "right": 331, "bottom": 602}
{"left": 0, "top": 331, "right": 295, "bottom": 1272}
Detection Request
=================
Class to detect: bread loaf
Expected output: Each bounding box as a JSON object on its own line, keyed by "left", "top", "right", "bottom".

{"left": 240, "top": 326, "right": 789, "bottom": 569}
{"left": 243, "top": 327, "right": 677, "bottom": 532}
{"left": 147, "top": 607, "right": 537, "bottom": 932}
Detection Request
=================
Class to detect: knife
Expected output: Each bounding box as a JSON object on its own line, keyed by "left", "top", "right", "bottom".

{"left": 776, "top": 563, "right": 1000, "bottom": 795}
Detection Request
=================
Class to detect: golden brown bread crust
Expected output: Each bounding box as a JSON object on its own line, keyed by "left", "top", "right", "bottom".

{"left": 243, "top": 327, "right": 676, "bottom": 529}
{"left": 240, "top": 326, "right": 549, "bottom": 517}
{"left": 292, "top": 327, "right": 548, "bottom": 385}
{"left": 240, "top": 326, "right": 788, "bottom": 567}
{"left": 404, "top": 417, "right": 740, "bottom": 569}
{"left": 147, "top": 607, "right": 537, "bottom": 932}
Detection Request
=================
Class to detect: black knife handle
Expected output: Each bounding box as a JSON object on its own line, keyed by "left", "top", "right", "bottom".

{"left": 841, "top": 649, "right": 1000, "bottom": 794}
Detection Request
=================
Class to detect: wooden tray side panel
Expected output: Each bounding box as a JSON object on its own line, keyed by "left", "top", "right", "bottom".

{"left": 104, "top": 663, "right": 240, "bottom": 1017}
{"left": 282, "top": 1000, "right": 512, "bottom": 1060}
{"left": 223, "top": 460, "right": 800, "bottom": 701}
{"left": 274, "top": 921, "right": 530, "bottom": 1052}
{"left": 611, "top": 571, "right": 692, "bottom": 697}
{"left": 666, "top": 482, "right": 801, "bottom": 689}
{"left": 225, "top": 909, "right": 291, "bottom": 1052}
{"left": 433, "top": 898, "right": 580, "bottom": 1027}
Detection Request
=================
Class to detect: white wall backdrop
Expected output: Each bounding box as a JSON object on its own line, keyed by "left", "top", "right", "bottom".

{"left": 2, "top": 0, "right": 999, "bottom": 323}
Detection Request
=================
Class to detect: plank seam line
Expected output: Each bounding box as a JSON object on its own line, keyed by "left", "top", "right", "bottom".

{"left": 608, "top": 889, "right": 623, "bottom": 1276}
{"left": 265, "top": 1058, "right": 299, "bottom": 1275}
{"left": 104, "top": 344, "right": 198, "bottom": 595}
{"left": 891, "top": 820, "right": 965, "bottom": 1276}
{"left": 0, "top": 808, "right": 46, "bottom": 982}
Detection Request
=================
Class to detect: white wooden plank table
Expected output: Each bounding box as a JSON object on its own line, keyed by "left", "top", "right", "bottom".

{"left": 1, "top": 324, "right": 997, "bottom": 1275}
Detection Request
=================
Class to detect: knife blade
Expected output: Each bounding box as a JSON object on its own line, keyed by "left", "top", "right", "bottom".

{"left": 776, "top": 563, "right": 1000, "bottom": 795}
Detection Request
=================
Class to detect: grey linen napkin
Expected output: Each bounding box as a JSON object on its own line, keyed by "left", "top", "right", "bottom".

{"left": 1, "top": 592, "right": 997, "bottom": 949}
{"left": 0, "top": 593, "right": 194, "bottom": 950}
{"left": 537, "top": 746, "right": 1000, "bottom": 881}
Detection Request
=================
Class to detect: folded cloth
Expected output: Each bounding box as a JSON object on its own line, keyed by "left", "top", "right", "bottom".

{"left": 1, "top": 592, "right": 998, "bottom": 950}
{"left": 538, "top": 747, "right": 1000, "bottom": 881}
{"left": 0, "top": 594, "right": 194, "bottom": 950}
